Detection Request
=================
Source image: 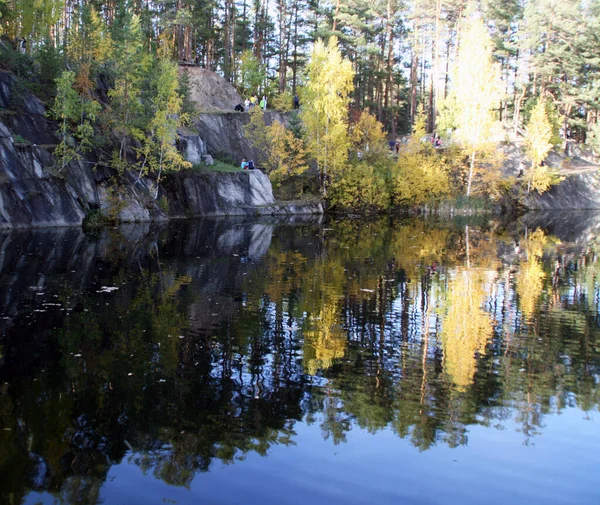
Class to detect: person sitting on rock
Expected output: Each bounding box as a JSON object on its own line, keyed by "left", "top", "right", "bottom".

{"left": 241, "top": 158, "right": 249, "bottom": 170}
{"left": 234, "top": 103, "right": 244, "bottom": 112}
{"left": 247, "top": 160, "right": 255, "bottom": 170}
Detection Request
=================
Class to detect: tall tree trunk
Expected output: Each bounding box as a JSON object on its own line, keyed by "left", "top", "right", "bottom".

{"left": 278, "top": 0, "right": 289, "bottom": 92}
{"left": 467, "top": 151, "right": 475, "bottom": 197}
{"left": 410, "top": 29, "right": 418, "bottom": 125}
{"left": 291, "top": 0, "right": 299, "bottom": 94}
{"left": 332, "top": 0, "right": 341, "bottom": 31}
{"left": 384, "top": 0, "right": 395, "bottom": 131}
{"left": 430, "top": 0, "right": 442, "bottom": 132}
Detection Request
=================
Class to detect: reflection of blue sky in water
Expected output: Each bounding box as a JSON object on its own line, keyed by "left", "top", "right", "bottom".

{"left": 1, "top": 216, "right": 599, "bottom": 505}
{"left": 24, "top": 410, "right": 600, "bottom": 505}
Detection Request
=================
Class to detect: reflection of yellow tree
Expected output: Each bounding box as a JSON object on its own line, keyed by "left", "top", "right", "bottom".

{"left": 303, "top": 297, "right": 347, "bottom": 375}
{"left": 440, "top": 268, "right": 494, "bottom": 391}
{"left": 301, "top": 256, "right": 349, "bottom": 375}
{"left": 516, "top": 230, "right": 547, "bottom": 320}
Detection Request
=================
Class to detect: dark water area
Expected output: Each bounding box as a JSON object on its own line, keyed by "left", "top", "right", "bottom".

{"left": 0, "top": 215, "right": 599, "bottom": 505}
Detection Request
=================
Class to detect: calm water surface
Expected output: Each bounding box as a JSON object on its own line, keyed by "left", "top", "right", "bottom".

{"left": 0, "top": 215, "right": 599, "bottom": 505}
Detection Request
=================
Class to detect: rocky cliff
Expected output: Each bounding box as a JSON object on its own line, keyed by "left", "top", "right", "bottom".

{"left": 524, "top": 171, "right": 600, "bottom": 210}
{"left": 0, "top": 69, "right": 322, "bottom": 228}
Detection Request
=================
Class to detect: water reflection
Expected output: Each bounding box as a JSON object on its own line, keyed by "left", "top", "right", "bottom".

{"left": 0, "top": 215, "right": 599, "bottom": 504}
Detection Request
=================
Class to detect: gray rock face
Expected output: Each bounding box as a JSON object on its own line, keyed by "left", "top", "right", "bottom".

{"left": 525, "top": 172, "right": 600, "bottom": 210}
{"left": 0, "top": 70, "right": 46, "bottom": 115}
{"left": 0, "top": 71, "right": 16, "bottom": 108}
{"left": 192, "top": 111, "right": 285, "bottom": 164}
{"left": 183, "top": 67, "right": 243, "bottom": 112}
{"left": 178, "top": 129, "right": 205, "bottom": 165}
{"left": 0, "top": 113, "right": 87, "bottom": 227}
{"left": 192, "top": 112, "right": 259, "bottom": 164}
{"left": 0, "top": 70, "right": 322, "bottom": 228}
{"left": 0, "top": 114, "right": 320, "bottom": 228}
{"left": 163, "top": 170, "right": 275, "bottom": 217}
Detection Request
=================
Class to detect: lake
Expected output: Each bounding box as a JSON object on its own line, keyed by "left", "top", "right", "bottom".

{"left": 0, "top": 214, "right": 599, "bottom": 505}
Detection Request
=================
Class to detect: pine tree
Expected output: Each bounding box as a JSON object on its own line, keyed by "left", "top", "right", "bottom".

{"left": 108, "top": 13, "right": 150, "bottom": 164}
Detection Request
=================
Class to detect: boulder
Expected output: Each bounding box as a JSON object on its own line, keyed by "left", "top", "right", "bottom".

{"left": 182, "top": 67, "right": 242, "bottom": 112}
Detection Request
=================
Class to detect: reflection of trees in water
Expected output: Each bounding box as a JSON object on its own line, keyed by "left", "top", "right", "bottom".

{"left": 0, "top": 219, "right": 600, "bottom": 503}
{"left": 440, "top": 267, "right": 494, "bottom": 391}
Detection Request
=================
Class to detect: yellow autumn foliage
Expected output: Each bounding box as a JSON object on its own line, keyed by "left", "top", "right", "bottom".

{"left": 303, "top": 299, "right": 347, "bottom": 375}
{"left": 350, "top": 110, "right": 389, "bottom": 165}
{"left": 525, "top": 98, "right": 563, "bottom": 194}
{"left": 266, "top": 120, "right": 309, "bottom": 181}
{"left": 516, "top": 229, "right": 547, "bottom": 320}
{"left": 440, "top": 267, "right": 494, "bottom": 391}
{"left": 328, "top": 162, "right": 390, "bottom": 211}
{"left": 392, "top": 150, "right": 451, "bottom": 206}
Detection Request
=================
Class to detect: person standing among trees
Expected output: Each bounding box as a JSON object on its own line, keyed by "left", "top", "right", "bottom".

{"left": 293, "top": 94, "right": 300, "bottom": 109}
{"left": 260, "top": 96, "right": 267, "bottom": 110}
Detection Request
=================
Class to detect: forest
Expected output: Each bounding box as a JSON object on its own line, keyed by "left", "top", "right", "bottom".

{"left": 1, "top": 0, "right": 599, "bottom": 210}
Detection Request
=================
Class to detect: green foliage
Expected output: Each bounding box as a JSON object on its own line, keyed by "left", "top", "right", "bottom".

{"left": 35, "top": 43, "right": 63, "bottom": 101}
{"left": 67, "top": 5, "right": 113, "bottom": 66}
{"left": 157, "top": 196, "right": 170, "bottom": 213}
{"left": 244, "top": 106, "right": 270, "bottom": 166}
{"left": 104, "top": 185, "right": 128, "bottom": 222}
{"left": 238, "top": 50, "right": 266, "bottom": 96}
{"left": 271, "top": 91, "right": 294, "bottom": 112}
{"left": 82, "top": 209, "right": 109, "bottom": 231}
{"left": 143, "top": 53, "right": 191, "bottom": 197}
{"left": 50, "top": 71, "right": 83, "bottom": 169}
{"left": 523, "top": 96, "right": 562, "bottom": 147}
{"left": 436, "top": 93, "right": 460, "bottom": 134}
{"left": 244, "top": 106, "right": 309, "bottom": 184}
{"left": 586, "top": 122, "right": 600, "bottom": 155}
{"left": 107, "top": 13, "right": 150, "bottom": 162}
{"left": 192, "top": 160, "right": 241, "bottom": 172}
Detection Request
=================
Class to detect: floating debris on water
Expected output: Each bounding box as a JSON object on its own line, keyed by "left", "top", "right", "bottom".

{"left": 97, "top": 286, "right": 119, "bottom": 293}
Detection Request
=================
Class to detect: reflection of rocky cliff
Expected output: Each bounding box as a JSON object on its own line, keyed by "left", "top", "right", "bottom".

{"left": 521, "top": 210, "right": 600, "bottom": 243}
{"left": 0, "top": 218, "right": 316, "bottom": 504}
{"left": 1, "top": 217, "right": 599, "bottom": 504}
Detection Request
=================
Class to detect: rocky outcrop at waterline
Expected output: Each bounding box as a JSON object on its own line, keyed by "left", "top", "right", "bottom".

{"left": 524, "top": 171, "right": 600, "bottom": 210}
{"left": 0, "top": 69, "right": 322, "bottom": 228}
